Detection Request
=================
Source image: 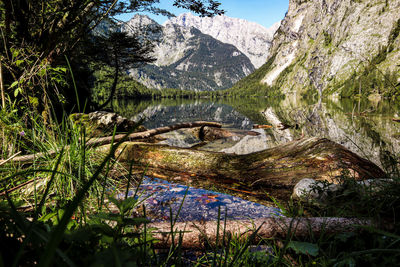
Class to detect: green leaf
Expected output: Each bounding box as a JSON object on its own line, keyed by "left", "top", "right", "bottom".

{"left": 10, "top": 81, "right": 18, "bottom": 88}
{"left": 39, "top": 68, "right": 47, "bottom": 77}
{"left": 15, "top": 59, "right": 24, "bottom": 67}
{"left": 93, "top": 212, "right": 122, "bottom": 222}
{"left": 28, "top": 96, "right": 39, "bottom": 107}
{"left": 287, "top": 241, "right": 319, "bottom": 256}
{"left": 121, "top": 197, "right": 138, "bottom": 213}
{"left": 39, "top": 211, "right": 58, "bottom": 223}
{"left": 11, "top": 49, "right": 19, "bottom": 59}
{"left": 14, "top": 87, "right": 22, "bottom": 98}
{"left": 53, "top": 67, "right": 67, "bottom": 73}
{"left": 89, "top": 224, "right": 115, "bottom": 237}
{"left": 108, "top": 196, "right": 122, "bottom": 210}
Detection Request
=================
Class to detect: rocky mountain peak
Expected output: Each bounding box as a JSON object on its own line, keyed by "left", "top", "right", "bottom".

{"left": 166, "top": 13, "right": 281, "bottom": 68}
{"left": 121, "top": 14, "right": 255, "bottom": 91}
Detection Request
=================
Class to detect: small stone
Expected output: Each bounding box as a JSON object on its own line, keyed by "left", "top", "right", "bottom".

{"left": 292, "top": 178, "right": 339, "bottom": 201}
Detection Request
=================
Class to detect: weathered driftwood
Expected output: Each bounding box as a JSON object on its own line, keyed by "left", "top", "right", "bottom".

{"left": 0, "top": 121, "right": 222, "bottom": 165}
{"left": 193, "top": 126, "right": 260, "bottom": 141}
{"left": 149, "top": 217, "right": 372, "bottom": 249}
{"left": 114, "top": 137, "right": 385, "bottom": 187}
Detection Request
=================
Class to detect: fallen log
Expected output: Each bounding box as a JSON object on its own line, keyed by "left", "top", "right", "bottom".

{"left": 114, "top": 137, "right": 385, "bottom": 187}
{"left": 149, "top": 217, "right": 372, "bottom": 249}
{"left": 0, "top": 121, "right": 222, "bottom": 165}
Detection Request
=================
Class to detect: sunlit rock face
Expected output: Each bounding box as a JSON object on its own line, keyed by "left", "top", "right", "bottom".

{"left": 122, "top": 15, "right": 255, "bottom": 91}
{"left": 257, "top": 0, "right": 400, "bottom": 95}
{"left": 167, "top": 13, "right": 281, "bottom": 69}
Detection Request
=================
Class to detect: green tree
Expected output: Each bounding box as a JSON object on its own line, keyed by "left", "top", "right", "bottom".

{"left": 0, "top": 0, "right": 224, "bottom": 114}
{"left": 91, "top": 30, "right": 155, "bottom": 109}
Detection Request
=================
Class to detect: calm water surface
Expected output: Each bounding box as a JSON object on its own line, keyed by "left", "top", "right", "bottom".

{"left": 112, "top": 96, "right": 400, "bottom": 172}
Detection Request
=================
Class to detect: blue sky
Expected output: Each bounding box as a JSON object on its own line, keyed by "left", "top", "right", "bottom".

{"left": 117, "top": 0, "right": 289, "bottom": 29}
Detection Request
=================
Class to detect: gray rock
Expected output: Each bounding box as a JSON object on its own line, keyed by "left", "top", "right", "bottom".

{"left": 292, "top": 178, "right": 339, "bottom": 201}
{"left": 88, "top": 111, "right": 137, "bottom": 132}
{"left": 293, "top": 178, "right": 394, "bottom": 201}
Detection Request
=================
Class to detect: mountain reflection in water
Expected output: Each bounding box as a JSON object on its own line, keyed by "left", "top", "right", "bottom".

{"left": 112, "top": 97, "right": 400, "bottom": 173}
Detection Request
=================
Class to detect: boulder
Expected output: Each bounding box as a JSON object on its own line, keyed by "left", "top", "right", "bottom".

{"left": 292, "top": 178, "right": 395, "bottom": 202}
{"left": 70, "top": 111, "right": 146, "bottom": 135}
{"left": 292, "top": 178, "right": 339, "bottom": 201}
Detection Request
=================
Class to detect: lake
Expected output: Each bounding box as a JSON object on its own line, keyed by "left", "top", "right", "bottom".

{"left": 112, "top": 95, "right": 400, "bottom": 174}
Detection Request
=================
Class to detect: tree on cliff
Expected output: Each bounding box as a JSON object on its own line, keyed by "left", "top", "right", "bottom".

{"left": 0, "top": 0, "right": 224, "bottom": 115}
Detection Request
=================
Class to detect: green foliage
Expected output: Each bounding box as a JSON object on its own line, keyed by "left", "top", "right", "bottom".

{"left": 337, "top": 18, "right": 400, "bottom": 99}
{"left": 389, "top": 18, "right": 400, "bottom": 44}
{"left": 0, "top": 0, "right": 224, "bottom": 114}
{"left": 287, "top": 241, "right": 319, "bottom": 257}
{"left": 323, "top": 31, "right": 332, "bottom": 47}
{"left": 339, "top": 68, "right": 399, "bottom": 99}
{"left": 90, "top": 63, "right": 157, "bottom": 102}
{"left": 223, "top": 54, "right": 284, "bottom": 100}
{"left": 89, "top": 62, "right": 214, "bottom": 106}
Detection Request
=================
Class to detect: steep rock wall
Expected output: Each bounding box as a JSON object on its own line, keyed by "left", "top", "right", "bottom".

{"left": 255, "top": 0, "right": 400, "bottom": 97}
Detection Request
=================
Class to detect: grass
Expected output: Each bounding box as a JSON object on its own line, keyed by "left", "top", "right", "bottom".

{"left": 1, "top": 105, "right": 400, "bottom": 266}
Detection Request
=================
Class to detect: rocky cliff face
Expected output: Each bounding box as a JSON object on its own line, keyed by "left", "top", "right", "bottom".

{"left": 244, "top": 0, "right": 400, "bottom": 97}
{"left": 167, "top": 13, "right": 280, "bottom": 68}
{"left": 123, "top": 15, "right": 255, "bottom": 91}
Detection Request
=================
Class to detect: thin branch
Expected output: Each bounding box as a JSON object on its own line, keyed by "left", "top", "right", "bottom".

{"left": 0, "top": 60, "right": 5, "bottom": 109}
{"left": 0, "top": 151, "right": 22, "bottom": 166}
{"left": 0, "top": 177, "right": 36, "bottom": 196}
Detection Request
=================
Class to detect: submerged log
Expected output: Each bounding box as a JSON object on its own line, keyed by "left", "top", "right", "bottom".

{"left": 114, "top": 137, "right": 385, "bottom": 187}
{"left": 149, "top": 217, "right": 372, "bottom": 249}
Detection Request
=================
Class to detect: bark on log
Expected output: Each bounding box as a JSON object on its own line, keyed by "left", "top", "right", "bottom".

{"left": 149, "top": 217, "right": 372, "bottom": 249}
{"left": 0, "top": 121, "right": 222, "bottom": 165}
{"left": 114, "top": 137, "right": 385, "bottom": 186}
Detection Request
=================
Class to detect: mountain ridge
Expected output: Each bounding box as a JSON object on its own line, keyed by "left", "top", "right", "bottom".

{"left": 123, "top": 14, "right": 255, "bottom": 91}
{"left": 166, "top": 13, "right": 280, "bottom": 68}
